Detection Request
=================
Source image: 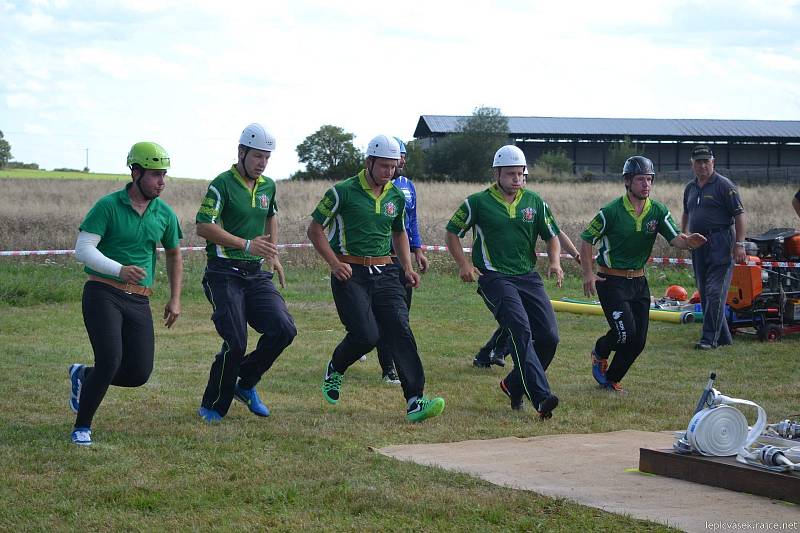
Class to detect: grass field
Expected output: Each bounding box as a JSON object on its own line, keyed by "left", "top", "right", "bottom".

{"left": 0, "top": 168, "right": 132, "bottom": 181}
{"left": 1, "top": 253, "right": 798, "bottom": 531}
{"left": 2, "top": 173, "right": 799, "bottom": 530}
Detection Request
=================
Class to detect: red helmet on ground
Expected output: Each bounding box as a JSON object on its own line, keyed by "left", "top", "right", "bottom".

{"left": 665, "top": 285, "right": 688, "bottom": 301}
{"left": 689, "top": 290, "right": 701, "bottom": 304}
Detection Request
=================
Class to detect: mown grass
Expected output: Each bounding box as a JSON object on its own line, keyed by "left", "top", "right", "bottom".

{"left": 0, "top": 168, "right": 132, "bottom": 181}
{"left": 1, "top": 253, "right": 798, "bottom": 531}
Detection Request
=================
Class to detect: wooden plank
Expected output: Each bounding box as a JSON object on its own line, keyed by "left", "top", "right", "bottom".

{"left": 639, "top": 448, "right": 800, "bottom": 505}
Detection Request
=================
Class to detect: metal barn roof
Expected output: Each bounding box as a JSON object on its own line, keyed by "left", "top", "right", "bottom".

{"left": 414, "top": 115, "right": 800, "bottom": 142}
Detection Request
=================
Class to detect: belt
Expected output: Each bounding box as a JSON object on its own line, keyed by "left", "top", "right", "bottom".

{"left": 597, "top": 265, "right": 645, "bottom": 279}
{"left": 88, "top": 275, "right": 152, "bottom": 296}
{"left": 336, "top": 254, "right": 393, "bottom": 266}
{"left": 698, "top": 226, "right": 732, "bottom": 236}
{"left": 208, "top": 258, "right": 262, "bottom": 274}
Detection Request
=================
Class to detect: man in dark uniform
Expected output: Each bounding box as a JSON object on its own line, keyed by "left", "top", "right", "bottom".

{"left": 681, "top": 145, "right": 746, "bottom": 350}
{"left": 445, "top": 145, "right": 561, "bottom": 418}
{"left": 307, "top": 134, "right": 445, "bottom": 423}
{"left": 196, "top": 123, "right": 297, "bottom": 422}
{"left": 373, "top": 137, "right": 428, "bottom": 385}
{"left": 70, "top": 141, "right": 183, "bottom": 446}
{"left": 581, "top": 156, "right": 706, "bottom": 393}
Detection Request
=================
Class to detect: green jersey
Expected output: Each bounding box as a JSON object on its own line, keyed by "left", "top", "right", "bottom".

{"left": 311, "top": 170, "right": 406, "bottom": 257}
{"left": 580, "top": 194, "right": 680, "bottom": 270}
{"left": 79, "top": 183, "right": 182, "bottom": 288}
{"left": 445, "top": 184, "right": 560, "bottom": 275}
{"left": 196, "top": 165, "right": 277, "bottom": 261}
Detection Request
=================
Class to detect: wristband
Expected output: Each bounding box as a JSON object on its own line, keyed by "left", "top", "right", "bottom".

{"left": 244, "top": 239, "right": 251, "bottom": 254}
{"left": 735, "top": 242, "right": 745, "bottom": 247}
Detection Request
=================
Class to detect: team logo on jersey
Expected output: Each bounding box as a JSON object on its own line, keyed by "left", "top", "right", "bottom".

{"left": 384, "top": 201, "right": 397, "bottom": 217}
{"left": 258, "top": 194, "right": 269, "bottom": 209}
{"left": 520, "top": 207, "right": 536, "bottom": 222}
{"left": 645, "top": 219, "right": 658, "bottom": 233}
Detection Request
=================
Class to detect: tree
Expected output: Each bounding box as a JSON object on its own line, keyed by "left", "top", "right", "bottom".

{"left": 403, "top": 139, "right": 427, "bottom": 180}
{"left": 535, "top": 149, "right": 573, "bottom": 174}
{"left": 0, "top": 130, "right": 12, "bottom": 169}
{"left": 607, "top": 137, "right": 642, "bottom": 175}
{"left": 294, "top": 125, "right": 363, "bottom": 180}
{"left": 424, "top": 106, "right": 509, "bottom": 182}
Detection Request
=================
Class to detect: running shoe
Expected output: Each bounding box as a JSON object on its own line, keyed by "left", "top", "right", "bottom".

{"left": 198, "top": 407, "right": 223, "bottom": 422}
{"left": 382, "top": 368, "right": 401, "bottom": 385}
{"left": 71, "top": 427, "right": 92, "bottom": 446}
{"left": 406, "top": 396, "right": 446, "bottom": 422}
{"left": 536, "top": 394, "right": 559, "bottom": 420}
{"left": 590, "top": 350, "right": 608, "bottom": 386}
{"left": 499, "top": 378, "right": 523, "bottom": 410}
{"left": 234, "top": 383, "right": 270, "bottom": 417}
{"left": 69, "top": 364, "right": 85, "bottom": 413}
{"left": 322, "top": 362, "right": 343, "bottom": 404}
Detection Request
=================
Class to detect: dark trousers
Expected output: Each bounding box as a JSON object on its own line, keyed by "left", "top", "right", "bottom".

{"left": 375, "top": 257, "right": 413, "bottom": 375}
{"left": 330, "top": 263, "right": 424, "bottom": 401}
{"left": 76, "top": 281, "right": 155, "bottom": 429}
{"left": 474, "top": 326, "right": 510, "bottom": 363}
{"left": 594, "top": 274, "right": 650, "bottom": 383}
{"left": 201, "top": 259, "right": 296, "bottom": 416}
{"left": 478, "top": 271, "right": 558, "bottom": 408}
{"left": 692, "top": 229, "right": 734, "bottom": 347}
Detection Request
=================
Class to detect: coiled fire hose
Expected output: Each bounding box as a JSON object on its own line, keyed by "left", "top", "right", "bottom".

{"left": 674, "top": 375, "right": 800, "bottom": 473}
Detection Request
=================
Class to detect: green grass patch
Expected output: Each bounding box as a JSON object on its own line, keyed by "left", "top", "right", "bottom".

{"left": 0, "top": 168, "right": 202, "bottom": 182}
{"left": 2, "top": 254, "right": 795, "bottom": 530}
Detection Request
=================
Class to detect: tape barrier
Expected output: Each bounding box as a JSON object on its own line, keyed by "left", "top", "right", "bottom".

{"left": 2, "top": 243, "right": 800, "bottom": 268}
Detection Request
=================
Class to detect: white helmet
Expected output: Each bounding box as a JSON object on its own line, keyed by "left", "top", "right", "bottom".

{"left": 239, "top": 123, "right": 276, "bottom": 152}
{"left": 366, "top": 134, "right": 401, "bottom": 160}
{"left": 492, "top": 145, "right": 526, "bottom": 167}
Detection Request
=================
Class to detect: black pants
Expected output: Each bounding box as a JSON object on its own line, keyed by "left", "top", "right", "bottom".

{"left": 76, "top": 281, "right": 155, "bottom": 429}
{"left": 330, "top": 263, "right": 424, "bottom": 401}
{"left": 692, "top": 229, "right": 734, "bottom": 347}
{"left": 594, "top": 274, "right": 650, "bottom": 383}
{"left": 201, "top": 259, "right": 296, "bottom": 416}
{"left": 478, "top": 270, "right": 558, "bottom": 408}
{"left": 474, "top": 326, "right": 510, "bottom": 363}
{"left": 375, "top": 257, "right": 413, "bottom": 375}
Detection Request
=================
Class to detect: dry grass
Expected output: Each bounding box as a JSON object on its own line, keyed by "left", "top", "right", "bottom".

{"left": 1, "top": 177, "right": 797, "bottom": 255}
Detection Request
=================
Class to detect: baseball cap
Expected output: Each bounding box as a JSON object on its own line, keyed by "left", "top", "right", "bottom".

{"left": 690, "top": 145, "right": 714, "bottom": 160}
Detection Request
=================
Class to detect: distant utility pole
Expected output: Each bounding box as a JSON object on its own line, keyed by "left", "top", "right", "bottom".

{"left": 85, "top": 148, "right": 89, "bottom": 172}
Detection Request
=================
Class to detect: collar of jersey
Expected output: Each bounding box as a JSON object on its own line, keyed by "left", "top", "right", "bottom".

{"left": 358, "top": 169, "right": 392, "bottom": 207}
{"left": 693, "top": 171, "right": 718, "bottom": 188}
{"left": 230, "top": 165, "right": 266, "bottom": 208}
{"left": 489, "top": 183, "right": 523, "bottom": 217}
{"left": 622, "top": 193, "right": 652, "bottom": 231}
{"left": 119, "top": 182, "right": 155, "bottom": 214}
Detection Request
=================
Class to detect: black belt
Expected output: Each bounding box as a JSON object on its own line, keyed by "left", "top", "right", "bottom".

{"left": 698, "top": 227, "right": 732, "bottom": 236}
{"left": 209, "top": 258, "right": 262, "bottom": 274}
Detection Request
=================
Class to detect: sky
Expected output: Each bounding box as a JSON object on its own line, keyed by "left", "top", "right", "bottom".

{"left": 2, "top": 0, "right": 800, "bottom": 180}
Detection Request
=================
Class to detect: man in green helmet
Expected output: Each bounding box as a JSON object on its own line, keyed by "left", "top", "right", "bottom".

{"left": 69, "top": 142, "right": 183, "bottom": 446}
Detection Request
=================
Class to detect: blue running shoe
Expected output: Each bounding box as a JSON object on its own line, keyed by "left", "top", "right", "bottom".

{"left": 198, "top": 407, "right": 223, "bottom": 423}
{"left": 590, "top": 350, "right": 608, "bottom": 386}
{"left": 69, "top": 364, "right": 85, "bottom": 413}
{"left": 234, "top": 383, "right": 270, "bottom": 417}
{"left": 71, "top": 427, "right": 92, "bottom": 446}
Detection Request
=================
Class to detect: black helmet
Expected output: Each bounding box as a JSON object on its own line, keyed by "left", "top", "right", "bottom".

{"left": 622, "top": 156, "right": 655, "bottom": 177}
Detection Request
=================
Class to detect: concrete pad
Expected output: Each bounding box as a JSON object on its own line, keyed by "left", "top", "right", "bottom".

{"left": 379, "top": 430, "right": 799, "bottom": 532}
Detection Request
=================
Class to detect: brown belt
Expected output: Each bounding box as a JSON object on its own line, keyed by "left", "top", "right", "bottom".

{"left": 336, "top": 254, "right": 393, "bottom": 266}
{"left": 88, "top": 275, "right": 153, "bottom": 296}
{"left": 597, "top": 265, "right": 645, "bottom": 279}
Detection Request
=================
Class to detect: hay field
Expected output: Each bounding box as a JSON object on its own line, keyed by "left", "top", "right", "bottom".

{"left": 1, "top": 176, "right": 797, "bottom": 253}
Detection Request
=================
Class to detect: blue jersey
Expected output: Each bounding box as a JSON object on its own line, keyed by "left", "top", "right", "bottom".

{"left": 392, "top": 175, "right": 423, "bottom": 249}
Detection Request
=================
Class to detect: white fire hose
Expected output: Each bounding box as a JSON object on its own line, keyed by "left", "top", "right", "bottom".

{"left": 675, "top": 387, "right": 800, "bottom": 473}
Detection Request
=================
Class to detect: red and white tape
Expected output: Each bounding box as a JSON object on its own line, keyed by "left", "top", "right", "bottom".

{"left": 2, "top": 243, "right": 799, "bottom": 268}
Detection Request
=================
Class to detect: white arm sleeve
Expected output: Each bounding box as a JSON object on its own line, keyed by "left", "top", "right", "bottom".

{"left": 74, "top": 231, "right": 123, "bottom": 277}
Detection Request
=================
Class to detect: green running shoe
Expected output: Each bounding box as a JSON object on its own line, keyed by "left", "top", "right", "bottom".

{"left": 322, "top": 362, "right": 343, "bottom": 405}
{"left": 406, "top": 396, "right": 445, "bottom": 422}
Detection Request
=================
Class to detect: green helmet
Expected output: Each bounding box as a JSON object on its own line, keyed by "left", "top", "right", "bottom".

{"left": 127, "top": 142, "right": 171, "bottom": 170}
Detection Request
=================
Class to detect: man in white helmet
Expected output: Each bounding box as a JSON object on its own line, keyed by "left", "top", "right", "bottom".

{"left": 307, "top": 134, "right": 445, "bottom": 422}
{"left": 195, "top": 123, "right": 297, "bottom": 422}
{"left": 445, "top": 145, "right": 561, "bottom": 419}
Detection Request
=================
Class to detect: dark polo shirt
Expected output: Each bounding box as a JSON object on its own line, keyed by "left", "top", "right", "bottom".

{"left": 682, "top": 172, "right": 744, "bottom": 234}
